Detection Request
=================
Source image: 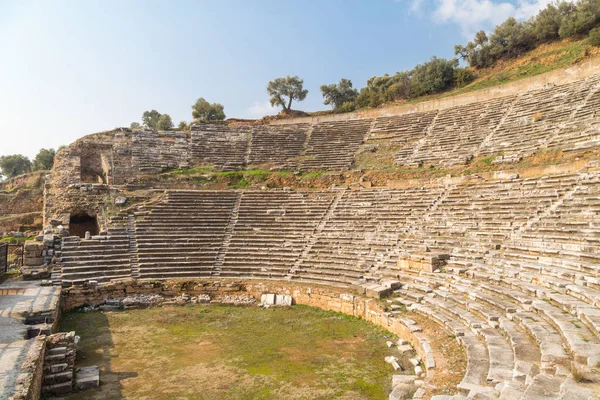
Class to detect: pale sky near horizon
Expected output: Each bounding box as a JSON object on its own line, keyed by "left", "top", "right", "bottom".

{"left": 1, "top": 0, "right": 557, "bottom": 159}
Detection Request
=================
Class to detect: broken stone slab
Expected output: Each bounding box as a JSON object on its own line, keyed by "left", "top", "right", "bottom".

{"left": 75, "top": 365, "right": 99, "bottom": 390}
{"left": 397, "top": 252, "right": 450, "bottom": 273}
{"left": 391, "top": 374, "right": 416, "bottom": 386}
{"left": 363, "top": 283, "right": 391, "bottom": 299}
{"left": 389, "top": 383, "right": 416, "bottom": 400}
{"left": 397, "top": 344, "right": 413, "bottom": 353}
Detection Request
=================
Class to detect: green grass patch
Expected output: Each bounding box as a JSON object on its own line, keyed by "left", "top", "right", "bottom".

{"left": 300, "top": 171, "right": 324, "bottom": 180}
{"left": 60, "top": 304, "right": 400, "bottom": 400}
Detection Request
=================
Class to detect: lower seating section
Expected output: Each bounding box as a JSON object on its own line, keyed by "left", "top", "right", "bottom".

{"left": 292, "top": 187, "right": 444, "bottom": 285}
{"left": 220, "top": 191, "right": 335, "bottom": 279}
{"left": 134, "top": 191, "right": 238, "bottom": 279}
{"left": 496, "top": 172, "right": 600, "bottom": 281}
{"left": 299, "top": 119, "right": 372, "bottom": 170}
{"left": 60, "top": 227, "right": 131, "bottom": 285}
{"left": 58, "top": 170, "right": 600, "bottom": 397}
{"left": 247, "top": 124, "right": 309, "bottom": 167}
{"left": 384, "top": 266, "right": 597, "bottom": 398}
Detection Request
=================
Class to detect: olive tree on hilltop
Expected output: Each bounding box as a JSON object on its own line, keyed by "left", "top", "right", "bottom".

{"left": 0, "top": 154, "right": 32, "bottom": 179}
{"left": 192, "top": 98, "right": 226, "bottom": 121}
{"left": 32, "top": 148, "right": 56, "bottom": 171}
{"left": 267, "top": 75, "right": 308, "bottom": 112}
{"left": 156, "top": 114, "right": 174, "bottom": 130}
{"left": 142, "top": 110, "right": 162, "bottom": 129}
{"left": 320, "top": 78, "right": 359, "bottom": 110}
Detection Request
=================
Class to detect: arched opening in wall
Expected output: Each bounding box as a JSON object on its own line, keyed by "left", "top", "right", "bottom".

{"left": 80, "top": 153, "right": 108, "bottom": 184}
{"left": 80, "top": 169, "right": 106, "bottom": 184}
{"left": 69, "top": 213, "right": 99, "bottom": 238}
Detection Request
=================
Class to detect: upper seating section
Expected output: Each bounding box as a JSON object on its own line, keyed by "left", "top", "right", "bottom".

{"left": 399, "top": 96, "right": 516, "bottom": 166}
{"left": 298, "top": 119, "right": 372, "bottom": 171}
{"left": 190, "top": 125, "right": 251, "bottom": 171}
{"left": 247, "top": 124, "right": 309, "bottom": 167}
{"left": 482, "top": 75, "right": 600, "bottom": 158}
{"left": 55, "top": 73, "right": 600, "bottom": 192}
{"left": 132, "top": 130, "right": 189, "bottom": 173}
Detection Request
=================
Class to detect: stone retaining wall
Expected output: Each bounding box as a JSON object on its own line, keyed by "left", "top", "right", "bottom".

{"left": 60, "top": 279, "right": 436, "bottom": 373}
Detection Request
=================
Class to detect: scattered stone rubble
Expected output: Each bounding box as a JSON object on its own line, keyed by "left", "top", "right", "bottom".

{"left": 79, "top": 292, "right": 259, "bottom": 312}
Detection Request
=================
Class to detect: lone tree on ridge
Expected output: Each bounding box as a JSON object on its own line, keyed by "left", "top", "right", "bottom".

{"left": 266, "top": 75, "right": 308, "bottom": 112}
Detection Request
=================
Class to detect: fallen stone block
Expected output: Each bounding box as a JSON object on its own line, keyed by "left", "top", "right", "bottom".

{"left": 75, "top": 365, "right": 99, "bottom": 390}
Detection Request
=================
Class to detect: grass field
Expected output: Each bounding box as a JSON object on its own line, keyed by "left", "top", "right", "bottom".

{"left": 60, "top": 305, "right": 406, "bottom": 400}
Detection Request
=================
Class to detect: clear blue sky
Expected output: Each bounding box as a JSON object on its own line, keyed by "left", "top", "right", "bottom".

{"left": 0, "top": 0, "right": 552, "bottom": 159}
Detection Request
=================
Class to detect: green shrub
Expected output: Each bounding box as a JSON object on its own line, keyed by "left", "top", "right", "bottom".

{"left": 588, "top": 27, "right": 600, "bottom": 46}
{"left": 337, "top": 101, "right": 356, "bottom": 113}
{"left": 453, "top": 68, "right": 475, "bottom": 88}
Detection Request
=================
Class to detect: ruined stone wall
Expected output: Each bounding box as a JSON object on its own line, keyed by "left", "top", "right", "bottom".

{"left": 0, "top": 172, "right": 45, "bottom": 233}
{"left": 10, "top": 336, "right": 46, "bottom": 400}
{"left": 45, "top": 129, "right": 171, "bottom": 224}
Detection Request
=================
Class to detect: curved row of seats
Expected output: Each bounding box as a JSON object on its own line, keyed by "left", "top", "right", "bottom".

{"left": 57, "top": 169, "right": 600, "bottom": 397}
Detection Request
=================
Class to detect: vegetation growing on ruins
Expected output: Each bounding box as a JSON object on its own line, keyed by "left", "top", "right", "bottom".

{"left": 317, "top": 0, "right": 600, "bottom": 113}
{"left": 456, "top": 0, "right": 600, "bottom": 69}
{"left": 192, "top": 97, "right": 226, "bottom": 122}
{"left": 61, "top": 305, "right": 402, "bottom": 400}
{"left": 320, "top": 78, "right": 359, "bottom": 111}
{"left": 0, "top": 148, "right": 57, "bottom": 180}
{"left": 135, "top": 109, "right": 175, "bottom": 131}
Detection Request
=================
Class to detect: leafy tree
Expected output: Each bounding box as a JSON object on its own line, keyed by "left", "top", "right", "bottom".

{"left": 178, "top": 121, "right": 190, "bottom": 130}
{"left": 266, "top": 75, "right": 308, "bottom": 111}
{"left": 130, "top": 122, "right": 141, "bottom": 129}
{"left": 531, "top": 2, "right": 576, "bottom": 42}
{"left": 32, "top": 148, "right": 56, "bottom": 171}
{"left": 191, "top": 98, "right": 226, "bottom": 121}
{"left": 0, "top": 154, "right": 31, "bottom": 178}
{"left": 320, "top": 78, "right": 359, "bottom": 110}
{"left": 142, "top": 110, "right": 162, "bottom": 129}
{"left": 383, "top": 71, "right": 413, "bottom": 102}
{"left": 488, "top": 18, "right": 535, "bottom": 60}
{"left": 411, "top": 57, "right": 458, "bottom": 97}
{"left": 156, "top": 114, "right": 174, "bottom": 130}
{"left": 455, "top": 30, "right": 490, "bottom": 67}
{"left": 559, "top": 0, "right": 599, "bottom": 38}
